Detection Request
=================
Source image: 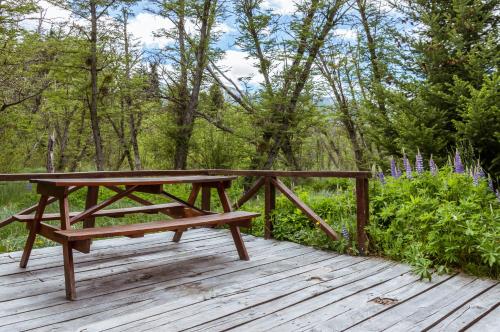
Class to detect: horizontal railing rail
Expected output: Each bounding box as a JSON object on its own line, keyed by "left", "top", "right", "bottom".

{"left": 0, "top": 169, "right": 371, "bottom": 254}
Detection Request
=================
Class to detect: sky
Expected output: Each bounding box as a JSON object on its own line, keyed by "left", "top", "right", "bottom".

{"left": 29, "top": 0, "right": 395, "bottom": 86}
{"left": 29, "top": 0, "right": 297, "bottom": 84}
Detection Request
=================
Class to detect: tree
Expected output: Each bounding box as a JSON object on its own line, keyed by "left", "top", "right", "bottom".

{"left": 317, "top": 50, "right": 366, "bottom": 169}
{"left": 0, "top": 1, "right": 50, "bottom": 113}
{"left": 154, "top": 0, "right": 222, "bottom": 169}
{"left": 48, "top": 0, "right": 137, "bottom": 170}
{"left": 389, "top": 0, "right": 499, "bottom": 162}
{"left": 454, "top": 73, "right": 500, "bottom": 179}
{"left": 211, "top": 0, "right": 349, "bottom": 170}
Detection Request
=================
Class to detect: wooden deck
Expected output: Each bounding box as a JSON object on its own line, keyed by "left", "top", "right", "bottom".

{"left": 0, "top": 228, "right": 498, "bottom": 331}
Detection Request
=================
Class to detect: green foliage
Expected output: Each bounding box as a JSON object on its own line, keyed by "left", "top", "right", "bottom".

{"left": 370, "top": 0, "right": 499, "bottom": 171}
{"left": 453, "top": 73, "right": 500, "bottom": 179}
{"left": 268, "top": 186, "right": 356, "bottom": 252}
{"left": 368, "top": 168, "right": 499, "bottom": 279}
{"left": 241, "top": 168, "right": 500, "bottom": 280}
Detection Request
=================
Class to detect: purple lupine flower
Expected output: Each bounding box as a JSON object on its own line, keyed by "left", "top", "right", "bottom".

{"left": 416, "top": 150, "right": 424, "bottom": 174}
{"left": 378, "top": 171, "right": 386, "bottom": 185}
{"left": 341, "top": 226, "right": 350, "bottom": 241}
{"left": 454, "top": 150, "right": 464, "bottom": 174}
{"left": 477, "top": 165, "right": 485, "bottom": 178}
{"left": 429, "top": 156, "right": 438, "bottom": 176}
{"left": 403, "top": 152, "right": 409, "bottom": 172}
{"left": 473, "top": 169, "right": 480, "bottom": 186}
{"left": 403, "top": 153, "right": 412, "bottom": 179}
{"left": 396, "top": 166, "right": 402, "bottom": 179}
{"left": 390, "top": 157, "right": 398, "bottom": 178}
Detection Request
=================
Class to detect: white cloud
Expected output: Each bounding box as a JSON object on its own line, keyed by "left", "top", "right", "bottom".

{"left": 22, "top": 1, "right": 76, "bottom": 31}
{"left": 128, "top": 12, "right": 175, "bottom": 48}
{"left": 218, "top": 50, "right": 263, "bottom": 85}
{"left": 215, "top": 22, "right": 234, "bottom": 34}
{"left": 261, "top": 0, "right": 297, "bottom": 15}
{"left": 333, "top": 28, "right": 357, "bottom": 40}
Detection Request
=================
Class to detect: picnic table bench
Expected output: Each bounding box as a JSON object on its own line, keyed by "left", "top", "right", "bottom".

{"left": 15, "top": 175, "right": 259, "bottom": 300}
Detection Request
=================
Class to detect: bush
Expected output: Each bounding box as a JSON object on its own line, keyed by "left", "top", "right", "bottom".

{"left": 246, "top": 169, "right": 499, "bottom": 280}
{"left": 369, "top": 167, "right": 499, "bottom": 279}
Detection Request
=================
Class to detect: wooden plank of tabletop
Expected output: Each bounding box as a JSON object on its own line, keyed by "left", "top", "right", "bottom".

{"left": 29, "top": 175, "right": 238, "bottom": 187}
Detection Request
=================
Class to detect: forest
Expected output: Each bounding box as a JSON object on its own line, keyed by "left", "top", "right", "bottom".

{"left": 1, "top": 0, "right": 499, "bottom": 277}
{"left": 1, "top": 0, "right": 498, "bottom": 177}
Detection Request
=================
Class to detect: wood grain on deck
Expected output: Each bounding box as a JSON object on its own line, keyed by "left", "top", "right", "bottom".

{"left": 0, "top": 228, "right": 497, "bottom": 331}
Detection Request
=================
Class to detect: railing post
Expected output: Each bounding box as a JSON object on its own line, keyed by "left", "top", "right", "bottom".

{"left": 264, "top": 176, "right": 276, "bottom": 239}
{"left": 356, "top": 177, "right": 369, "bottom": 255}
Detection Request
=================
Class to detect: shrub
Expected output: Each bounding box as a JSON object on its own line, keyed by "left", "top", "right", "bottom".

{"left": 369, "top": 167, "right": 499, "bottom": 279}
{"left": 247, "top": 166, "right": 499, "bottom": 280}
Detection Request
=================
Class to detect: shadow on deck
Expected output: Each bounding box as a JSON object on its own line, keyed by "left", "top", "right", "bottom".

{"left": 0, "top": 228, "right": 498, "bottom": 331}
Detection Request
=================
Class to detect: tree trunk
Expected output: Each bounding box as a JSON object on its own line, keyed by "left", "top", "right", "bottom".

{"left": 122, "top": 9, "right": 142, "bottom": 170}
{"left": 317, "top": 54, "right": 365, "bottom": 169}
{"left": 173, "top": 0, "right": 214, "bottom": 169}
{"left": 357, "top": 0, "right": 385, "bottom": 114}
{"left": 173, "top": 0, "right": 189, "bottom": 169}
{"left": 89, "top": 0, "right": 105, "bottom": 170}
{"left": 46, "top": 130, "right": 55, "bottom": 173}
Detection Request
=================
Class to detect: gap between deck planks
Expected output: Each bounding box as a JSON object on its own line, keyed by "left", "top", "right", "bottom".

{"left": 0, "top": 232, "right": 316, "bottom": 323}
{"left": 2, "top": 244, "right": 332, "bottom": 330}
{"left": 0, "top": 228, "right": 498, "bottom": 332}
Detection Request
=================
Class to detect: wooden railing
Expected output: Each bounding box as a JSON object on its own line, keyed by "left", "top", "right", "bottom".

{"left": 0, "top": 169, "right": 371, "bottom": 254}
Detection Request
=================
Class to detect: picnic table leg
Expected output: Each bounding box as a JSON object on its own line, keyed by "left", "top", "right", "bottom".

{"left": 216, "top": 182, "right": 250, "bottom": 260}
{"left": 60, "top": 195, "right": 76, "bottom": 300}
{"left": 62, "top": 241, "right": 76, "bottom": 300}
{"left": 229, "top": 224, "right": 249, "bottom": 261}
{"left": 173, "top": 184, "right": 201, "bottom": 242}
{"left": 20, "top": 195, "right": 49, "bottom": 268}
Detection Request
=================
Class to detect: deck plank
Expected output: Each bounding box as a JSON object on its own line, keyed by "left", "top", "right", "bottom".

{"left": 466, "top": 305, "right": 500, "bottom": 331}
{"left": 24, "top": 250, "right": 341, "bottom": 331}
{"left": 0, "top": 228, "right": 497, "bottom": 332}
{"left": 2, "top": 242, "right": 320, "bottom": 330}
{"left": 96, "top": 257, "right": 381, "bottom": 332}
{"left": 264, "top": 272, "right": 453, "bottom": 331}
{"left": 0, "top": 232, "right": 233, "bottom": 286}
{"left": 0, "top": 236, "right": 309, "bottom": 322}
{"left": 427, "top": 283, "right": 500, "bottom": 331}
{"left": 346, "top": 275, "right": 497, "bottom": 331}
{"left": 178, "top": 263, "right": 408, "bottom": 332}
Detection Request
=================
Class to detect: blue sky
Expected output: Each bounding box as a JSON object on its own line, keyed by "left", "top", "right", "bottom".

{"left": 32, "top": 0, "right": 394, "bottom": 86}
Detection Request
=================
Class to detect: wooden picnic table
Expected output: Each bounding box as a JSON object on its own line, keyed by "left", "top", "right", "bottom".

{"left": 15, "top": 175, "right": 259, "bottom": 300}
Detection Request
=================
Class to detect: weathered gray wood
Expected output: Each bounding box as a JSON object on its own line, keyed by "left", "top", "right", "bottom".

{"left": 0, "top": 235, "right": 302, "bottom": 316}
{"left": 347, "top": 275, "right": 497, "bottom": 331}
{"left": 178, "top": 263, "right": 408, "bottom": 332}
{"left": 466, "top": 305, "right": 500, "bottom": 332}
{"left": 428, "top": 284, "right": 500, "bottom": 331}
{"left": 11, "top": 249, "right": 336, "bottom": 331}
{"left": 0, "top": 231, "right": 231, "bottom": 278}
{"left": 0, "top": 229, "right": 496, "bottom": 332}
{"left": 0, "top": 233, "right": 237, "bottom": 286}
{"left": 106, "top": 260, "right": 396, "bottom": 331}
{"left": 0, "top": 235, "right": 267, "bottom": 301}
{"left": 77, "top": 254, "right": 352, "bottom": 331}
{"left": 1, "top": 241, "right": 318, "bottom": 329}
{"left": 274, "top": 273, "right": 454, "bottom": 332}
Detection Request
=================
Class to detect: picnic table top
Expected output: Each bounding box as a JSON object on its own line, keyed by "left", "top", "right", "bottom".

{"left": 29, "top": 175, "right": 238, "bottom": 187}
